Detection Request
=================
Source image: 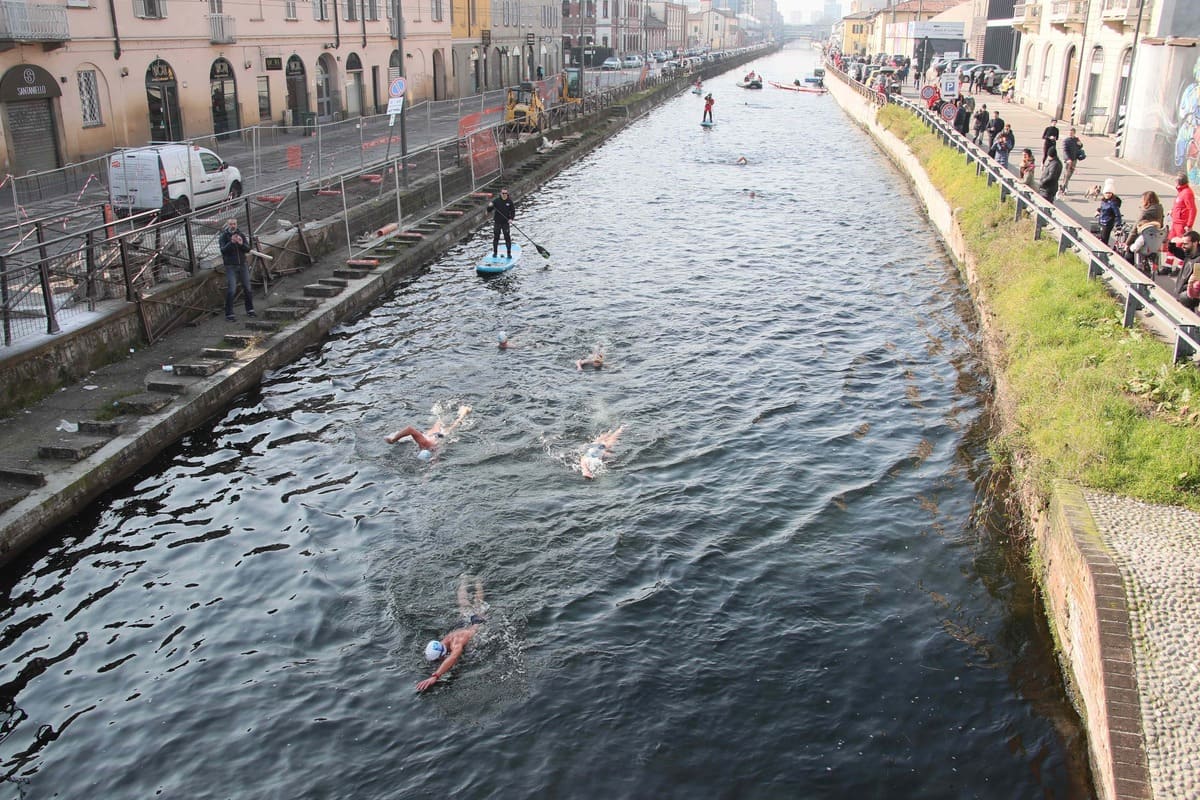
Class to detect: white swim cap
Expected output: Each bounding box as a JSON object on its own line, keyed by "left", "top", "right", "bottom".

{"left": 418, "top": 449, "right": 433, "bottom": 461}
{"left": 497, "top": 331, "right": 507, "bottom": 342}
{"left": 424, "top": 640, "right": 447, "bottom": 661}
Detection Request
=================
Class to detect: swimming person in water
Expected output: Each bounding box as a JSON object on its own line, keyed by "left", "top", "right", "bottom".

{"left": 580, "top": 425, "right": 625, "bottom": 479}
{"left": 416, "top": 576, "right": 487, "bottom": 692}
{"left": 576, "top": 345, "right": 604, "bottom": 370}
{"left": 497, "top": 331, "right": 515, "bottom": 350}
{"left": 385, "top": 404, "right": 471, "bottom": 459}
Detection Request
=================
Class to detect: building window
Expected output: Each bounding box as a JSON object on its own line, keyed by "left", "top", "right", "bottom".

{"left": 430, "top": 0, "right": 441, "bottom": 20}
{"left": 78, "top": 70, "right": 103, "bottom": 127}
{"left": 133, "top": 0, "right": 166, "bottom": 18}
{"left": 313, "top": 0, "right": 329, "bottom": 20}
{"left": 345, "top": 0, "right": 357, "bottom": 21}
{"left": 258, "top": 75, "right": 271, "bottom": 121}
{"left": 365, "top": 0, "right": 378, "bottom": 18}
{"left": 285, "top": 0, "right": 297, "bottom": 18}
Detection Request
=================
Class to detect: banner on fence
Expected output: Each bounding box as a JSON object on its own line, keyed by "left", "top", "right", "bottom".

{"left": 458, "top": 113, "right": 501, "bottom": 185}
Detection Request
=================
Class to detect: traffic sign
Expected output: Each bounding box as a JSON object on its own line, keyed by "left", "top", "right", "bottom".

{"left": 387, "top": 97, "right": 405, "bottom": 115}
{"left": 389, "top": 77, "right": 407, "bottom": 98}
{"left": 919, "top": 85, "right": 936, "bottom": 101}
{"left": 940, "top": 102, "right": 957, "bottom": 122}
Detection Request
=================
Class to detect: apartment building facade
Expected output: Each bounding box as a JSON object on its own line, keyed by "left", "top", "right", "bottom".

{"left": 0, "top": 0, "right": 563, "bottom": 173}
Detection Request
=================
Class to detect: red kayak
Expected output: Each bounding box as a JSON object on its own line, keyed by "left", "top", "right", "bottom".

{"left": 769, "top": 81, "right": 828, "bottom": 95}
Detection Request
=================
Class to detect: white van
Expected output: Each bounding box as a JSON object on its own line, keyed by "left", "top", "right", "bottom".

{"left": 108, "top": 144, "right": 242, "bottom": 216}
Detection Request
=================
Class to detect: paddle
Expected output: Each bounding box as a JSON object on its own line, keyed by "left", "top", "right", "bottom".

{"left": 493, "top": 201, "right": 551, "bottom": 260}
{"left": 509, "top": 220, "right": 551, "bottom": 260}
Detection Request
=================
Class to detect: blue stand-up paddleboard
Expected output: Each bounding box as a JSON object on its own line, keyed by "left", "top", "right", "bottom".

{"left": 476, "top": 243, "right": 523, "bottom": 275}
{"left": 700, "top": 120, "right": 715, "bottom": 128}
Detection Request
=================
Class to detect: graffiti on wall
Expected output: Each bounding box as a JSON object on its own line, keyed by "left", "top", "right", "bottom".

{"left": 1177, "top": 54, "right": 1200, "bottom": 185}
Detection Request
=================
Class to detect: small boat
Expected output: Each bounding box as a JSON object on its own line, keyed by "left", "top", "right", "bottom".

{"left": 736, "top": 80, "right": 763, "bottom": 89}
{"left": 769, "top": 81, "right": 828, "bottom": 95}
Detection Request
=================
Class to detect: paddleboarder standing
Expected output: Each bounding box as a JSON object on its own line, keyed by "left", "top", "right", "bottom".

{"left": 488, "top": 188, "right": 516, "bottom": 259}
{"left": 703, "top": 93, "right": 714, "bottom": 123}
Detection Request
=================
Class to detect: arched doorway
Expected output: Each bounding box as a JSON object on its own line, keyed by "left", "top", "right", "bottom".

{"left": 286, "top": 55, "right": 309, "bottom": 125}
{"left": 345, "top": 53, "right": 364, "bottom": 117}
{"left": 1082, "top": 47, "right": 1104, "bottom": 127}
{"left": 210, "top": 57, "right": 239, "bottom": 137}
{"left": 1058, "top": 45, "right": 1078, "bottom": 122}
{"left": 315, "top": 53, "right": 337, "bottom": 121}
{"left": 0, "top": 64, "right": 62, "bottom": 173}
{"left": 432, "top": 49, "right": 446, "bottom": 100}
{"left": 146, "top": 59, "right": 183, "bottom": 141}
{"left": 492, "top": 47, "right": 504, "bottom": 88}
{"left": 1112, "top": 48, "right": 1132, "bottom": 134}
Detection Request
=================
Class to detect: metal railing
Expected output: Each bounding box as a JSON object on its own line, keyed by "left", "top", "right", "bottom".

{"left": 0, "top": 0, "right": 68, "bottom": 40}
{"left": 828, "top": 61, "right": 1200, "bottom": 365}
{"left": 207, "top": 13, "right": 235, "bottom": 44}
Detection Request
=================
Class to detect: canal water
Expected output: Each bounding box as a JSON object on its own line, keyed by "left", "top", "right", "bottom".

{"left": 0, "top": 46, "right": 1091, "bottom": 798}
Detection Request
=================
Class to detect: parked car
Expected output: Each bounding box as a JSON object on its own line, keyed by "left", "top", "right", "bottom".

{"left": 108, "top": 144, "right": 242, "bottom": 216}
{"left": 960, "top": 63, "right": 1000, "bottom": 82}
{"left": 602, "top": 56, "right": 621, "bottom": 70}
{"left": 622, "top": 55, "right": 643, "bottom": 69}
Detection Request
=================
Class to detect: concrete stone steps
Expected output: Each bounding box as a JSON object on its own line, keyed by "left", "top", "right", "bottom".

{"left": 202, "top": 347, "right": 244, "bottom": 360}
{"left": 264, "top": 306, "right": 309, "bottom": 322}
{"left": 78, "top": 419, "right": 126, "bottom": 436}
{"left": 246, "top": 320, "right": 280, "bottom": 333}
{"left": 224, "top": 333, "right": 261, "bottom": 348}
{"left": 281, "top": 296, "right": 321, "bottom": 310}
{"left": 334, "top": 268, "right": 370, "bottom": 280}
{"left": 0, "top": 465, "right": 47, "bottom": 487}
{"left": 38, "top": 435, "right": 107, "bottom": 461}
{"left": 145, "top": 376, "right": 193, "bottom": 394}
{"left": 115, "top": 393, "right": 174, "bottom": 414}
{"left": 172, "top": 360, "right": 224, "bottom": 377}
{"left": 304, "top": 283, "right": 342, "bottom": 298}
{"left": 319, "top": 277, "right": 349, "bottom": 288}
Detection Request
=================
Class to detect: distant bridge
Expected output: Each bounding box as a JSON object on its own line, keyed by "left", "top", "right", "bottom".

{"left": 782, "top": 24, "right": 829, "bottom": 42}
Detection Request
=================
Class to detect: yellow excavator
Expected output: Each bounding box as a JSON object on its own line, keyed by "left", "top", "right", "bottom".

{"left": 504, "top": 82, "right": 547, "bottom": 131}
{"left": 560, "top": 68, "right": 583, "bottom": 106}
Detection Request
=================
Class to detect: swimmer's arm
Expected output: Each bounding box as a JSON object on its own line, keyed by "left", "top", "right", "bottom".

{"left": 416, "top": 646, "right": 465, "bottom": 692}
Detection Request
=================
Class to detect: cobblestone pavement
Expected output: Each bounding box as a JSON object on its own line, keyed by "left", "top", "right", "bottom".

{"left": 1085, "top": 490, "right": 1200, "bottom": 800}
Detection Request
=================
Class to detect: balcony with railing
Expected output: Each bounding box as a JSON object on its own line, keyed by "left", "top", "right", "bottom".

{"left": 0, "top": 1, "right": 69, "bottom": 47}
{"left": 207, "top": 13, "right": 235, "bottom": 43}
{"left": 1048, "top": 0, "right": 1086, "bottom": 28}
{"left": 1013, "top": 2, "right": 1042, "bottom": 32}
{"left": 1100, "top": 0, "right": 1150, "bottom": 29}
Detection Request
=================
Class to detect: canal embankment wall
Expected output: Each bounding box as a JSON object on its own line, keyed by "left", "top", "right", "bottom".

{"left": 822, "top": 73, "right": 1150, "bottom": 800}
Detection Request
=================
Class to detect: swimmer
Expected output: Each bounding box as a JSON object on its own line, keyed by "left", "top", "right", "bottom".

{"left": 417, "top": 576, "right": 487, "bottom": 692}
{"left": 576, "top": 344, "right": 604, "bottom": 371}
{"left": 580, "top": 425, "right": 625, "bottom": 479}
{"left": 497, "top": 331, "right": 515, "bottom": 350}
{"left": 736, "top": 156, "right": 748, "bottom": 165}
{"left": 385, "top": 404, "right": 472, "bottom": 459}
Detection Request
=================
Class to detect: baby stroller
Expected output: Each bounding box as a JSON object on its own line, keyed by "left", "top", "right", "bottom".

{"left": 1129, "top": 223, "right": 1166, "bottom": 276}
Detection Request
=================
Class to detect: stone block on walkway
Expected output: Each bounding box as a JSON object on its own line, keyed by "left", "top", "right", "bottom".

{"left": 115, "top": 393, "right": 174, "bottom": 415}
{"left": 0, "top": 465, "right": 47, "bottom": 487}
{"left": 0, "top": 484, "right": 30, "bottom": 514}
{"left": 145, "top": 376, "right": 194, "bottom": 395}
{"left": 38, "top": 436, "right": 108, "bottom": 461}
{"left": 78, "top": 419, "right": 126, "bottom": 436}
{"left": 334, "top": 268, "right": 370, "bottom": 280}
{"left": 265, "top": 306, "right": 308, "bottom": 322}
{"left": 173, "top": 360, "right": 225, "bottom": 378}
{"left": 304, "top": 283, "right": 342, "bottom": 298}
{"left": 282, "top": 296, "right": 321, "bottom": 310}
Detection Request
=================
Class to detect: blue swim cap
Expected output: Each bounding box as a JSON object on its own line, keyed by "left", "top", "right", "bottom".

{"left": 418, "top": 449, "right": 433, "bottom": 461}
{"left": 424, "top": 640, "right": 447, "bottom": 661}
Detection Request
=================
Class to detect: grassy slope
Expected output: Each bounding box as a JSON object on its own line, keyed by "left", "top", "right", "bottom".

{"left": 877, "top": 104, "right": 1200, "bottom": 508}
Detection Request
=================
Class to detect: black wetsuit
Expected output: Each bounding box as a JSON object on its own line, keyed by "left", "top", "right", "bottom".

{"left": 489, "top": 195, "right": 516, "bottom": 258}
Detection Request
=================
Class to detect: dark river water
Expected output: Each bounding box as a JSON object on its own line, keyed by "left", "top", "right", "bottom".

{"left": 0, "top": 46, "right": 1092, "bottom": 799}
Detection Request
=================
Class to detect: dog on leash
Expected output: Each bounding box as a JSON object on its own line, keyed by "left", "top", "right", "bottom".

{"left": 1083, "top": 184, "right": 1103, "bottom": 201}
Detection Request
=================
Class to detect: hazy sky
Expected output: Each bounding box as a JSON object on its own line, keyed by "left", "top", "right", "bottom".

{"left": 776, "top": 0, "right": 840, "bottom": 23}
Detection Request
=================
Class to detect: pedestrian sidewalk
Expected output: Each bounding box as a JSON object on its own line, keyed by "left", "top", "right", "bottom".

{"left": 901, "top": 84, "right": 1183, "bottom": 241}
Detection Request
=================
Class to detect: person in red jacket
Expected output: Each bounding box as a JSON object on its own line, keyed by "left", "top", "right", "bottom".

{"left": 1170, "top": 173, "right": 1197, "bottom": 241}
